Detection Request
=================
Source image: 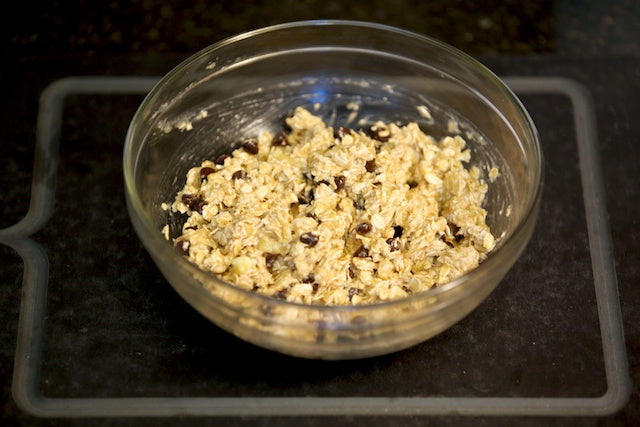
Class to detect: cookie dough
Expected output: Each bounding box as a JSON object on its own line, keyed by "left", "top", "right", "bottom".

{"left": 169, "top": 107, "right": 495, "bottom": 305}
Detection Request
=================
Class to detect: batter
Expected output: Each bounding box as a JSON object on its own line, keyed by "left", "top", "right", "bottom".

{"left": 169, "top": 107, "right": 495, "bottom": 305}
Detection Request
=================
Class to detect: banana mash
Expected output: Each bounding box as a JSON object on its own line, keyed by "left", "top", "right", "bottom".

{"left": 168, "top": 107, "right": 495, "bottom": 305}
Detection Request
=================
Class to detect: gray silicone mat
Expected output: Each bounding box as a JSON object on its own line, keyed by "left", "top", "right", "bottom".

{"left": 1, "top": 76, "right": 630, "bottom": 417}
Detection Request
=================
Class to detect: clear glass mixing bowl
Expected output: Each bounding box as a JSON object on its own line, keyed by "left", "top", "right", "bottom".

{"left": 123, "top": 20, "right": 543, "bottom": 359}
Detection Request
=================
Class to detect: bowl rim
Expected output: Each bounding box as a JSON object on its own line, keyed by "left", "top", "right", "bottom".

{"left": 123, "top": 19, "right": 544, "bottom": 317}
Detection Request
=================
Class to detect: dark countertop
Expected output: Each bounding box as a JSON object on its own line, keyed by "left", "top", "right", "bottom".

{"left": 1, "top": 1, "right": 638, "bottom": 425}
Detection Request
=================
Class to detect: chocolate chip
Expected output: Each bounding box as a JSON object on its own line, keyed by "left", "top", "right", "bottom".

{"left": 200, "top": 167, "right": 215, "bottom": 181}
{"left": 454, "top": 234, "right": 464, "bottom": 242}
{"left": 334, "top": 126, "right": 354, "bottom": 139}
{"left": 334, "top": 175, "right": 346, "bottom": 191}
{"left": 393, "top": 225, "right": 404, "bottom": 238}
{"left": 302, "top": 273, "right": 315, "bottom": 283}
{"left": 272, "top": 131, "right": 289, "bottom": 146}
{"left": 312, "top": 282, "right": 320, "bottom": 294}
{"left": 176, "top": 239, "right": 190, "bottom": 255}
{"left": 264, "top": 253, "right": 278, "bottom": 272}
{"left": 356, "top": 222, "right": 372, "bottom": 234}
{"left": 353, "top": 245, "right": 369, "bottom": 258}
{"left": 181, "top": 193, "right": 197, "bottom": 206}
{"left": 348, "top": 287, "right": 359, "bottom": 302}
{"left": 370, "top": 124, "right": 391, "bottom": 142}
{"left": 348, "top": 263, "right": 357, "bottom": 279}
{"left": 232, "top": 170, "right": 248, "bottom": 180}
{"left": 365, "top": 159, "right": 376, "bottom": 172}
{"left": 181, "top": 194, "right": 206, "bottom": 213}
{"left": 298, "top": 188, "right": 314, "bottom": 204}
{"left": 242, "top": 138, "right": 259, "bottom": 154}
{"left": 193, "top": 200, "right": 206, "bottom": 213}
{"left": 408, "top": 180, "right": 418, "bottom": 189}
{"left": 214, "top": 153, "right": 230, "bottom": 165}
{"left": 300, "top": 232, "right": 319, "bottom": 247}
{"left": 386, "top": 237, "right": 400, "bottom": 252}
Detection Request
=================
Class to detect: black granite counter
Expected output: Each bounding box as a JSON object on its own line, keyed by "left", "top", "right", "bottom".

{"left": 1, "top": 1, "right": 638, "bottom": 425}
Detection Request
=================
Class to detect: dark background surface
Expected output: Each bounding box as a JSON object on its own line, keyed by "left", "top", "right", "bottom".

{"left": 1, "top": 0, "right": 639, "bottom": 425}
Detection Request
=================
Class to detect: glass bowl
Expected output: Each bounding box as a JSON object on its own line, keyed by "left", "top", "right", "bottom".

{"left": 123, "top": 20, "right": 543, "bottom": 360}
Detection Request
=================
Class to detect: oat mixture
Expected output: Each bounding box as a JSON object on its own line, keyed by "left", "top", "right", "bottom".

{"left": 168, "top": 107, "right": 495, "bottom": 305}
